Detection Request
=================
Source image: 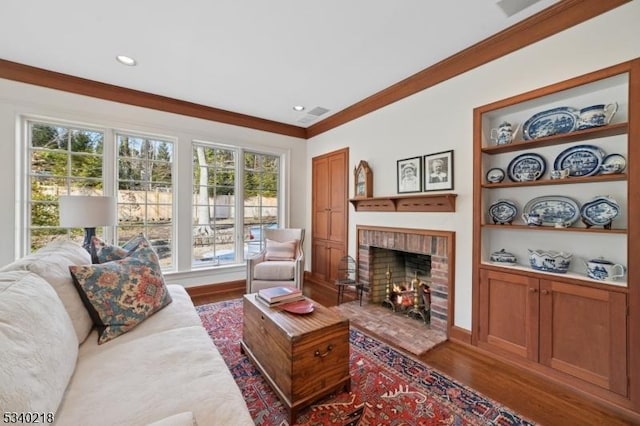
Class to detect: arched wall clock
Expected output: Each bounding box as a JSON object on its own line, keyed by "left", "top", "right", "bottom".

{"left": 354, "top": 160, "right": 373, "bottom": 199}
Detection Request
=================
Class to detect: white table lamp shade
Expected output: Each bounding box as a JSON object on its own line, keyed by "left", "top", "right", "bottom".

{"left": 59, "top": 196, "right": 116, "bottom": 228}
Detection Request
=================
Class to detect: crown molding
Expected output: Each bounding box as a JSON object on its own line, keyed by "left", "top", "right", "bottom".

{"left": 306, "top": 0, "right": 629, "bottom": 138}
{"left": 0, "top": 58, "right": 307, "bottom": 139}
{"left": 0, "top": 0, "right": 628, "bottom": 140}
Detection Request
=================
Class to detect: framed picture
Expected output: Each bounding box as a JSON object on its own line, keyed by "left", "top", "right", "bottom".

{"left": 424, "top": 150, "right": 454, "bottom": 191}
{"left": 397, "top": 156, "right": 422, "bottom": 193}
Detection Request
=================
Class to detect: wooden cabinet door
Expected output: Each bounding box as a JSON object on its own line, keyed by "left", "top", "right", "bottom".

{"left": 312, "top": 156, "right": 330, "bottom": 241}
{"left": 326, "top": 243, "right": 345, "bottom": 284}
{"left": 311, "top": 240, "right": 345, "bottom": 284}
{"left": 478, "top": 269, "right": 539, "bottom": 361}
{"left": 327, "top": 153, "right": 347, "bottom": 244}
{"left": 311, "top": 148, "right": 348, "bottom": 283}
{"left": 539, "top": 280, "right": 628, "bottom": 396}
{"left": 312, "top": 240, "right": 329, "bottom": 281}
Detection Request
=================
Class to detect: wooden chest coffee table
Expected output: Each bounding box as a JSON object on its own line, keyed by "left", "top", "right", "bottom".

{"left": 241, "top": 294, "right": 351, "bottom": 423}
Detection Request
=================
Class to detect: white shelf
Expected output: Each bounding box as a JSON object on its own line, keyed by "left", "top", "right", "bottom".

{"left": 480, "top": 261, "right": 627, "bottom": 288}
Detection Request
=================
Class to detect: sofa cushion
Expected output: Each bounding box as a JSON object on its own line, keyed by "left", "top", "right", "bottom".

{"left": 264, "top": 239, "right": 296, "bottom": 261}
{"left": 253, "top": 260, "right": 296, "bottom": 280}
{"left": 69, "top": 243, "right": 172, "bottom": 344}
{"left": 0, "top": 239, "right": 94, "bottom": 343}
{"left": 0, "top": 271, "right": 78, "bottom": 414}
{"left": 92, "top": 233, "right": 148, "bottom": 263}
{"left": 78, "top": 285, "right": 202, "bottom": 355}
{"left": 55, "top": 325, "right": 253, "bottom": 425}
{"left": 147, "top": 412, "right": 197, "bottom": 426}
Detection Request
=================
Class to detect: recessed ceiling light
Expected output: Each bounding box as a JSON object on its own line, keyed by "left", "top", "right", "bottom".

{"left": 116, "top": 55, "right": 137, "bottom": 66}
{"left": 293, "top": 105, "right": 305, "bottom": 112}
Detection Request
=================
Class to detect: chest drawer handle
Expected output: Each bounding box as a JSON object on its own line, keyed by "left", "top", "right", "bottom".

{"left": 314, "top": 344, "right": 333, "bottom": 358}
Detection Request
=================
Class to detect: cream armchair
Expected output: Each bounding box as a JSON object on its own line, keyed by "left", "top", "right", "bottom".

{"left": 246, "top": 228, "right": 305, "bottom": 294}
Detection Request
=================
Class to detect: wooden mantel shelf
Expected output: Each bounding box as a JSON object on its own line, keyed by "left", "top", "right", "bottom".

{"left": 349, "top": 193, "right": 457, "bottom": 212}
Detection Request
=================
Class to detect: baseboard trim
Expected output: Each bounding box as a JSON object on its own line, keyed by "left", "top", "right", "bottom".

{"left": 449, "top": 326, "right": 472, "bottom": 344}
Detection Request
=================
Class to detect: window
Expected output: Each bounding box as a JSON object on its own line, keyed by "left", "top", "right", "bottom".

{"left": 191, "top": 145, "right": 281, "bottom": 267}
{"left": 192, "top": 144, "right": 237, "bottom": 267}
{"left": 27, "top": 120, "right": 105, "bottom": 251}
{"left": 24, "top": 117, "right": 283, "bottom": 275}
{"left": 117, "top": 133, "right": 174, "bottom": 268}
{"left": 243, "top": 152, "right": 280, "bottom": 256}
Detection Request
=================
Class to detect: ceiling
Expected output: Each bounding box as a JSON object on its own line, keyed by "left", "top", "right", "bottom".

{"left": 0, "top": 0, "right": 560, "bottom": 128}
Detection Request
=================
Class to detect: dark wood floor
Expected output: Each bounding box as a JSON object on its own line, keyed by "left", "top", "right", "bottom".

{"left": 191, "top": 282, "right": 639, "bottom": 426}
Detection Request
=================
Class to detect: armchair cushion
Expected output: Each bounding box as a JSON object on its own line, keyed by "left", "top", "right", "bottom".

{"left": 253, "top": 261, "right": 296, "bottom": 281}
{"left": 264, "top": 239, "right": 296, "bottom": 261}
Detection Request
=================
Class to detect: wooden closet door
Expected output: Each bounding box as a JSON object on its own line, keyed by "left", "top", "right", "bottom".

{"left": 327, "top": 152, "right": 347, "bottom": 244}
{"left": 311, "top": 148, "right": 348, "bottom": 284}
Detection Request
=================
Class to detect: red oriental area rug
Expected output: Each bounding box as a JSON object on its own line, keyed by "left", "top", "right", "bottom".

{"left": 197, "top": 299, "right": 535, "bottom": 426}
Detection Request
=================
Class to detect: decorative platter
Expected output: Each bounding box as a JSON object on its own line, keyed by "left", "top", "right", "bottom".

{"left": 523, "top": 196, "right": 580, "bottom": 227}
{"left": 507, "top": 153, "right": 546, "bottom": 182}
{"left": 553, "top": 144, "right": 605, "bottom": 177}
{"left": 488, "top": 199, "right": 518, "bottom": 225}
{"left": 580, "top": 195, "right": 620, "bottom": 228}
{"left": 523, "top": 106, "right": 579, "bottom": 140}
{"left": 601, "top": 153, "right": 626, "bottom": 173}
{"left": 486, "top": 167, "right": 505, "bottom": 183}
{"left": 281, "top": 299, "right": 314, "bottom": 314}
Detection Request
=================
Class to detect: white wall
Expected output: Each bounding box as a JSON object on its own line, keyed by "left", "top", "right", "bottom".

{"left": 306, "top": 2, "right": 640, "bottom": 331}
{"left": 0, "top": 80, "right": 307, "bottom": 286}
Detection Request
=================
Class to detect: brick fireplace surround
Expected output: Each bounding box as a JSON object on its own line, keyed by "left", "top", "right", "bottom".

{"left": 356, "top": 225, "right": 455, "bottom": 334}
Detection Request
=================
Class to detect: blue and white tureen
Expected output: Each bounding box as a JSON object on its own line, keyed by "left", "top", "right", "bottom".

{"left": 490, "top": 249, "right": 517, "bottom": 266}
{"left": 528, "top": 249, "right": 572, "bottom": 274}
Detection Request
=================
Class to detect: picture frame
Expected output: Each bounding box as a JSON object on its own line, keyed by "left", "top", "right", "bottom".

{"left": 397, "top": 156, "right": 422, "bottom": 194}
{"left": 424, "top": 150, "right": 454, "bottom": 191}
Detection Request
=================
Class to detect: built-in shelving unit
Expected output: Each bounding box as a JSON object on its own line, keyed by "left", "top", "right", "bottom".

{"left": 472, "top": 58, "right": 640, "bottom": 414}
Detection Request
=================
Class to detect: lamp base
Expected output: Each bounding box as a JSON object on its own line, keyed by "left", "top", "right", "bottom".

{"left": 82, "top": 228, "right": 99, "bottom": 264}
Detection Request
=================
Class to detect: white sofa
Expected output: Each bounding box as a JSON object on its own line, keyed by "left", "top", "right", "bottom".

{"left": 0, "top": 240, "right": 252, "bottom": 426}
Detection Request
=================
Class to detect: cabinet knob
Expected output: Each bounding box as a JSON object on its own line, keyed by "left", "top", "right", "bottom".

{"left": 529, "top": 288, "right": 538, "bottom": 293}
{"left": 541, "top": 289, "right": 550, "bottom": 295}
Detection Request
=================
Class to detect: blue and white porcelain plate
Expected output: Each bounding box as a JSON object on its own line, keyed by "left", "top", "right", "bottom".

{"left": 553, "top": 144, "right": 605, "bottom": 177}
{"left": 488, "top": 199, "right": 518, "bottom": 225}
{"left": 601, "top": 153, "right": 626, "bottom": 173}
{"left": 523, "top": 106, "right": 580, "bottom": 140}
{"left": 507, "top": 153, "right": 546, "bottom": 182}
{"left": 523, "top": 196, "right": 580, "bottom": 227}
{"left": 486, "top": 167, "right": 505, "bottom": 183}
{"left": 580, "top": 195, "right": 620, "bottom": 227}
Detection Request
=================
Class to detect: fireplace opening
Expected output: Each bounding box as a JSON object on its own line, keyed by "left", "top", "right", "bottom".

{"left": 370, "top": 248, "right": 431, "bottom": 324}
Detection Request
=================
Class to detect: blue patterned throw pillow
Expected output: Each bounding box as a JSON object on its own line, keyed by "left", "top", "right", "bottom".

{"left": 92, "top": 234, "right": 148, "bottom": 264}
{"left": 69, "top": 243, "right": 172, "bottom": 344}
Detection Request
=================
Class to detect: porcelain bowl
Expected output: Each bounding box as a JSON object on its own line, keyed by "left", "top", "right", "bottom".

{"left": 528, "top": 249, "right": 572, "bottom": 274}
